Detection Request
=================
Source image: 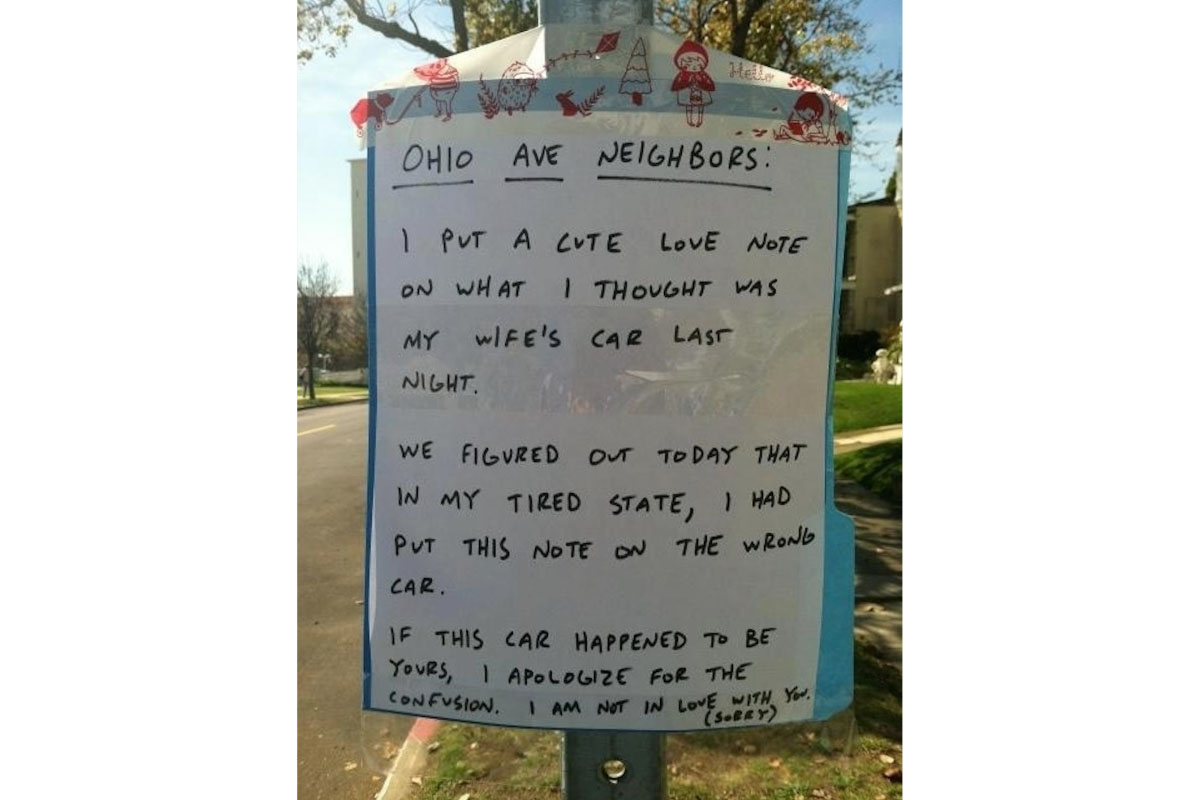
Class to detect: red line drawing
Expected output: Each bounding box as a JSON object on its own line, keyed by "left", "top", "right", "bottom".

{"left": 478, "top": 62, "right": 539, "bottom": 118}
{"left": 670, "top": 41, "right": 715, "bottom": 128}
{"left": 542, "top": 31, "right": 621, "bottom": 74}
{"left": 477, "top": 77, "right": 501, "bottom": 118}
{"left": 555, "top": 85, "right": 606, "bottom": 117}
{"left": 788, "top": 74, "right": 848, "bottom": 110}
{"left": 788, "top": 74, "right": 818, "bottom": 91}
{"left": 595, "top": 31, "right": 620, "bottom": 54}
{"left": 349, "top": 93, "right": 394, "bottom": 137}
{"left": 773, "top": 91, "right": 850, "bottom": 145}
{"left": 350, "top": 59, "right": 461, "bottom": 135}
{"left": 619, "top": 36, "right": 651, "bottom": 106}
{"left": 412, "top": 58, "right": 460, "bottom": 121}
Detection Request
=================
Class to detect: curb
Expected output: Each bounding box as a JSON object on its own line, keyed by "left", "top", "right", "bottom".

{"left": 375, "top": 718, "right": 441, "bottom": 800}
{"left": 832, "top": 424, "right": 902, "bottom": 455}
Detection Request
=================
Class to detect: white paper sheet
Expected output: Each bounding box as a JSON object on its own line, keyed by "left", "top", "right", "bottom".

{"left": 363, "top": 26, "right": 844, "bottom": 731}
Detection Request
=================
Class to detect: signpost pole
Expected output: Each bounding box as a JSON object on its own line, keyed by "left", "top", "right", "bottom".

{"left": 562, "top": 731, "right": 664, "bottom": 799}
{"left": 536, "top": 1, "right": 664, "bottom": 797}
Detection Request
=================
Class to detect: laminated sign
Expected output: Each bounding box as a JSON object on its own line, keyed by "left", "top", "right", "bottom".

{"left": 355, "top": 24, "right": 855, "bottom": 731}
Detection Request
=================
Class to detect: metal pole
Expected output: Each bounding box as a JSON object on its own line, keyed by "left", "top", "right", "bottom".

{"left": 562, "top": 731, "right": 665, "bottom": 799}
{"left": 534, "top": 3, "right": 664, "bottom": 796}
{"left": 537, "top": 0, "right": 653, "bottom": 26}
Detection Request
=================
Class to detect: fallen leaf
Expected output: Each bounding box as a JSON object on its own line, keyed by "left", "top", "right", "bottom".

{"left": 882, "top": 767, "right": 902, "bottom": 783}
{"left": 457, "top": 794, "right": 471, "bottom": 800}
{"left": 769, "top": 758, "right": 782, "bottom": 769}
{"left": 811, "top": 790, "right": 826, "bottom": 798}
{"left": 343, "top": 762, "right": 358, "bottom": 771}
{"left": 427, "top": 741, "right": 441, "bottom": 752}
{"left": 469, "top": 742, "right": 478, "bottom": 750}
{"left": 879, "top": 754, "right": 895, "bottom": 764}
{"left": 411, "top": 776, "right": 423, "bottom": 786}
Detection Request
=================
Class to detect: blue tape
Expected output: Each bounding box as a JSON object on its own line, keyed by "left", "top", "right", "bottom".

{"left": 362, "top": 144, "right": 379, "bottom": 710}
{"left": 813, "top": 147, "right": 856, "bottom": 719}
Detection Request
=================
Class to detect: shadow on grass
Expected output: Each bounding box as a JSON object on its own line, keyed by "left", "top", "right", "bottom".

{"left": 834, "top": 442, "right": 902, "bottom": 508}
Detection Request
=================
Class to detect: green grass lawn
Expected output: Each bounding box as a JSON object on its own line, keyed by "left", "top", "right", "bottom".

{"left": 296, "top": 384, "right": 368, "bottom": 408}
{"left": 408, "top": 640, "right": 901, "bottom": 800}
{"left": 832, "top": 382, "right": 901, "bottom": 433}
{"left": 834, "top": 441, "right": 902, "bottom": 507}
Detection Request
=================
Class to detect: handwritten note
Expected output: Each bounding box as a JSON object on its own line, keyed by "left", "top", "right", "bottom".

{"left": 364, "top": 129, "right": 840, "bottom": 730}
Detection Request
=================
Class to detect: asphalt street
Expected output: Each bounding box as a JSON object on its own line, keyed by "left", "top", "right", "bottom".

{"left": 298, "top": 402, "right": 414, "bottom": 800}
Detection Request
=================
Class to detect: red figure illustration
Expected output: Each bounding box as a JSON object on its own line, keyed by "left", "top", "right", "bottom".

{"left": 480, "top": 62, "right": 539, "bottom": 118}
{"left": 349, "top": 93, "right": 394, "bottom": 136}
{"left": 555, "top": 86, "right": 605, "bottom": 117}
{"left": 555, "top": 91, "right": 582, "bottom": 115}
{"left": 497, "top": 63, "right": 538, "bottom": 114}
{"left": 775, "top": 91, "right": 838, "bottom": 144}
{"left": 670, "top": 41, "right": 715, "bottom": 127}
{"left": 413, "top": 59, "right": 460, "bottom": 121}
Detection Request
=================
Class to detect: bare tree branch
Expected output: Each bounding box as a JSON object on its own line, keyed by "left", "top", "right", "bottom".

{"left": 343, "top": 0, "right": 454, "bottom": 57}
{"left": 298, "top": 260, "right": 342, "bottom": 400}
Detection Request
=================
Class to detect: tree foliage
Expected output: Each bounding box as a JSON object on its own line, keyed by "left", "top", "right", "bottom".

{"left": 657, "top": 0, "right": 899, "bottom": 111}
{"left": 464, "top": 0, "right": 537, "bottom": 51}
{"left": 330, "top": 292, "right": 370, "bottom": 372}
{"left": 297, "top": 0, "right": 355, "bottom": 63}
{"left": 297, "top": 260, "right": 341, "bottom": 400}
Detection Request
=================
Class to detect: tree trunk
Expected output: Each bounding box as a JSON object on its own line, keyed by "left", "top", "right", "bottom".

{"left": 307, "top": 351, "right": 318, "bottom": 400}
{"left": 451, "top": 0, "right": 469, "bottom": 53}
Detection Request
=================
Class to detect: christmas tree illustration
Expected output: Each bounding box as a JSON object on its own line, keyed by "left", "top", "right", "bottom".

{"left": 619, "top": 37, "right": 651, "bottom": 106}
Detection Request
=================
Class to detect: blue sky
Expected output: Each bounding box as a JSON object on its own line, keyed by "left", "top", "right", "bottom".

{"left": 297, "top": 1, "right": 901, "bottom": 295}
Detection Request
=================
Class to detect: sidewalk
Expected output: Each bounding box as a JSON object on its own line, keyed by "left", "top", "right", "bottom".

{"left": 836, "top": 476, "right": 902, "bottom": 670}
{"left": 834, "top": 423, "right": 902, "bottom": 455}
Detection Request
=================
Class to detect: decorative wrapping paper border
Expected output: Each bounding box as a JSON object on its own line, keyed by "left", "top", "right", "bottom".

{"left": 351, "top": 25, "right": 852, "bottom": 150}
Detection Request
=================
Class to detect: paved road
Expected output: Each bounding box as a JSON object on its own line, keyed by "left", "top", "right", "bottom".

{"left": 298, "top": 402, "right": 415, "bottom": 800}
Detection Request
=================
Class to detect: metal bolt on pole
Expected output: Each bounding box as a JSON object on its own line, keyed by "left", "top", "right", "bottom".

{"left": 562, "top": 731, "right": 665, "bottom": 799}
{"left": 533, "top": 0, "right": 663, "bottom": 795}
